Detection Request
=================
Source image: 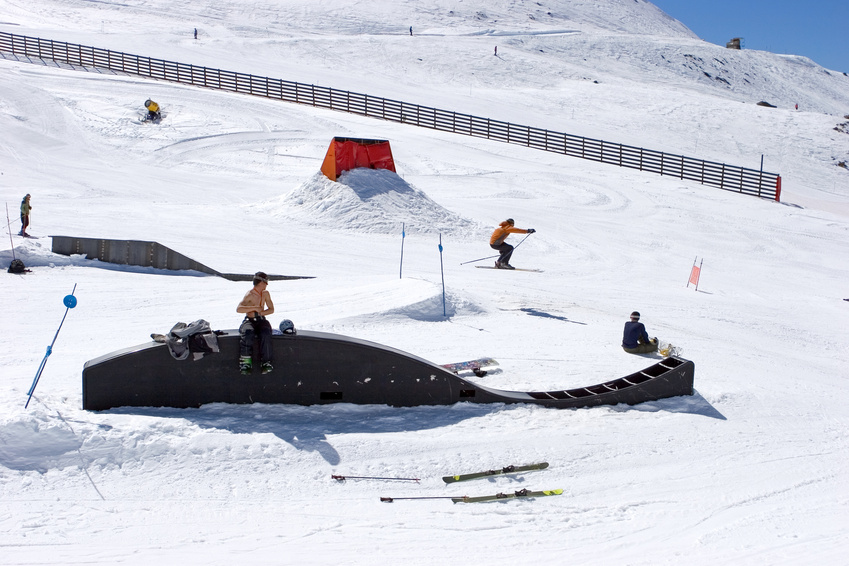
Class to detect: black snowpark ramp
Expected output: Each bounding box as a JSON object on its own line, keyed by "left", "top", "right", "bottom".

{"left": 50, "top": 236, "right": 311, "bottom": 281}
{"left": 82, "top": 330, "right": 694, "bottom": 411}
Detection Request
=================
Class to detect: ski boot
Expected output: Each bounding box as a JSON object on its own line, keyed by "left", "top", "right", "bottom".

{"left": 239, "top": 356, "right": 252, "bottom": 375}
{"left": 261, "top": 362, "right": 273, "bottom": 374}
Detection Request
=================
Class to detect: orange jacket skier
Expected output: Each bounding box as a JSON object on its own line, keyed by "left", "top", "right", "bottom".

{"left": 489, "top": 218, "right": 534, "bottom": 269}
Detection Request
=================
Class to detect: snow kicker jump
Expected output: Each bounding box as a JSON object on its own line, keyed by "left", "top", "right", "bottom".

{"left": 82, "top": 329, "right": 694, "bottom": 411}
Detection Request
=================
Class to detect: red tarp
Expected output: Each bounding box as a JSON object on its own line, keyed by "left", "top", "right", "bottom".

{"left": 321, "top": 138, "right": 396, "bottom": 180}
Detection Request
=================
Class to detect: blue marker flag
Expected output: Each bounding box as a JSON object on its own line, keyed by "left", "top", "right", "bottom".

{"left": 399, "top": 223, "right": 406, "bottom": 279}
{"left": 25, "top": 284, "right": 77, "bottom": 408}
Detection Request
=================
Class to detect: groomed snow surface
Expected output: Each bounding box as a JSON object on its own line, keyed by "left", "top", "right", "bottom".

{"left": 1, "top": 1, "right": 848, "bottom": 564}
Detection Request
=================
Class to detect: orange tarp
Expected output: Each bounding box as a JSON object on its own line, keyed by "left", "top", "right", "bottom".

{"left": 321, "top": 137, "right": 396, "bottom": 180}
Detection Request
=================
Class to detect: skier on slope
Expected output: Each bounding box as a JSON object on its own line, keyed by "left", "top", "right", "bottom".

{"left": 236, "top": 272, "right": 275, "bottom": 374}
{"left": 621, "top": 311, "right": 658, "bottom": 354}
{"left": 489, "top": 218, "right": 535, "bottom": 269}
{"left": 144, "top": 99, "right": 161, "bottom": 122}
{"left": 19, "top": 194, "right": 32, "bottom": 237}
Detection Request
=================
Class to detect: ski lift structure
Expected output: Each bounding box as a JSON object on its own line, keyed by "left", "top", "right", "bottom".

{"left": 726, "top": 37, "right": 743, "bottom": 50}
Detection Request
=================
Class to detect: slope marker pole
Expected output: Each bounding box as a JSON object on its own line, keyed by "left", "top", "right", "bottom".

{"left": 25, "top": 285, "right": 78, "bottom": 408}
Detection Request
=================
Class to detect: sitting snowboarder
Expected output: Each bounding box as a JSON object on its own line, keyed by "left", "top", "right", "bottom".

{"left": 144, "top": 99, "right": 161, "bottom": 122}
{"left": 621, "top": 311, "right": 658, "bottom": 354}
{"left": 236, "top": 272, "right": 275, "bottom": 374}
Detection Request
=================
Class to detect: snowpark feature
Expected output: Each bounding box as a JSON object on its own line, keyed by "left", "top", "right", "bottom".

{"left": 81, "top": 328, "right": 694, "bottom": 410}
{"left": 1, "top": 0, "right": 848, "bottom": 565}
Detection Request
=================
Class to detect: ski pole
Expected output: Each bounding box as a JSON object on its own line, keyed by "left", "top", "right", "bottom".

{"left": 380, "top": 496, "right": 461, "bottom": 502}
{"left": 460, "top": 232, "right": 534, "bottom": 265}
{"left": 25, "top": 285, "right": 78, "bottom": 408}
{"left": 399, "top": 222, "right": 405, "bottom": 279}
{"left": 333, "top": 475, "right": 421, "bottom": 482}
{"left": 438, "top": 233, "right": 446, "bottom": 317}
{"left": 460, "top": 253, "right": 498, "bottom": 265}
{"left": 5, "top": 203, "right": 15, "bottom": 259}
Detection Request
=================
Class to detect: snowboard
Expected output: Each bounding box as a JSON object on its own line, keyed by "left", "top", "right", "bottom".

{"left": 476, "top": 266, "right": 543, "bottom": 273}
{"left": 441, "top": 357, "right": 498, "bottom": 376}
{"left": 658, "top": 341, "right": 681, "bottom": 357}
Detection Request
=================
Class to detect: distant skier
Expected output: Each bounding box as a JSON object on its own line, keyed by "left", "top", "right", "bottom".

{"left": 621, "top": 311, "right": 658, "bottom": 354}
{"left": 236, "top": 272, "right": 275, "bottom": 374}
{"left": 489, "top": 218, "right": 535, "bottom": 269}
{"left": 19, "top": 194, "right": 32, "bottom": 237}
{"left": 194, "top": 28, "right": 198, "bottom": 40}
{"left": 494, "top": 46, "right": 497, "bottom": 56}
{"left": 144, "top": 99, "right": 161, "bottom": 122}
{"left": 410, "top": 26, "right": 413, "bottom": 36}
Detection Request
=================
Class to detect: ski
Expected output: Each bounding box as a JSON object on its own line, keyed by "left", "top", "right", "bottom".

{"left": 443, "top": 462, "right": 549, "bottom": 484}
{"left": 475, "top": 266, "right": 543, "bottom": 273}
{"left": 441, "top": 357, "right": 498, "bottom": 377}
{"left": 452, "top": 488, "right": 562, "bottom": 503}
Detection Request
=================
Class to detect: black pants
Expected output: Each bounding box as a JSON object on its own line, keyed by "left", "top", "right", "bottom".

{"left": 239, "top": 317, "right": 273, "bottom": 362}
{"left": 490, "top": 242, "right": 514, "bottom": 264}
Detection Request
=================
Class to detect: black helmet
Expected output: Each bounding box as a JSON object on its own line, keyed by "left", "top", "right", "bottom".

{"left": 630, "top": 311, "right": 640, "bottom": 320}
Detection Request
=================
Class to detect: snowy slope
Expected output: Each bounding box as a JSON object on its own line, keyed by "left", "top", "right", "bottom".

{"left": 1, "top": 1, "right": 848, "bottom": 565}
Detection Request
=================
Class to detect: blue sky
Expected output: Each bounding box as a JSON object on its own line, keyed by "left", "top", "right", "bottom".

{"left": 650, "top": 0, "right": 848, "bottom": 73}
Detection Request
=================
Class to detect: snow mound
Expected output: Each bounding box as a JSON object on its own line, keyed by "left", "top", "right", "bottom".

{"left": 359, "top": 290, "right": 487, "bottom": 322}
{"left": 266, "top": 169, "right": 480, "bottom": 236}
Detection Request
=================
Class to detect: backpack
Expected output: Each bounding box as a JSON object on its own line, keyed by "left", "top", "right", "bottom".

{"left": 165, "top": 319, "right": 220, "bottom": 361}
{"left": 8, "top": 259, "right": 26, "bottom": 274}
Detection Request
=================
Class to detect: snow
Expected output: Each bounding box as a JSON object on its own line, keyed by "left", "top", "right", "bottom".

{"left": 1, "top": 0, "right": 848, "bottom": 564}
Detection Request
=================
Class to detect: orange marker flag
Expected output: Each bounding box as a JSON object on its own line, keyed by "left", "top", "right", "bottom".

{"left": 687, "top": 257, "right": 703, "bottom": 291}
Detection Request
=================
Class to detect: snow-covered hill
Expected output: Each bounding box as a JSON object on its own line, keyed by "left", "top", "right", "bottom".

{"left": 1, "top": 1, "right": 848, "bottom": 565}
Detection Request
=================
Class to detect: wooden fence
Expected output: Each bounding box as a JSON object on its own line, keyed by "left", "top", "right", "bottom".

{"left": 0, "top": 31, "right": 781, "bottom": 201}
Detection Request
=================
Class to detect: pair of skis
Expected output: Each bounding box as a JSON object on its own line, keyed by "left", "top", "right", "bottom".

{"left": 371, "top": 462, "right": 559, "bottom": 504}
{"left": 445, "top": 462, "right": 558, "bottom": 504}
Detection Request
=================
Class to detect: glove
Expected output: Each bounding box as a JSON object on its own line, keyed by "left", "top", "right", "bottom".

{"left": 527, "top": 228, "right": 536, "bottom": 234}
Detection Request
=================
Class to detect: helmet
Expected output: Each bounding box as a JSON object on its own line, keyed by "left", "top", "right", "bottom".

{"left": 279, "top": 319, "right": 296, "bottom": 335}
